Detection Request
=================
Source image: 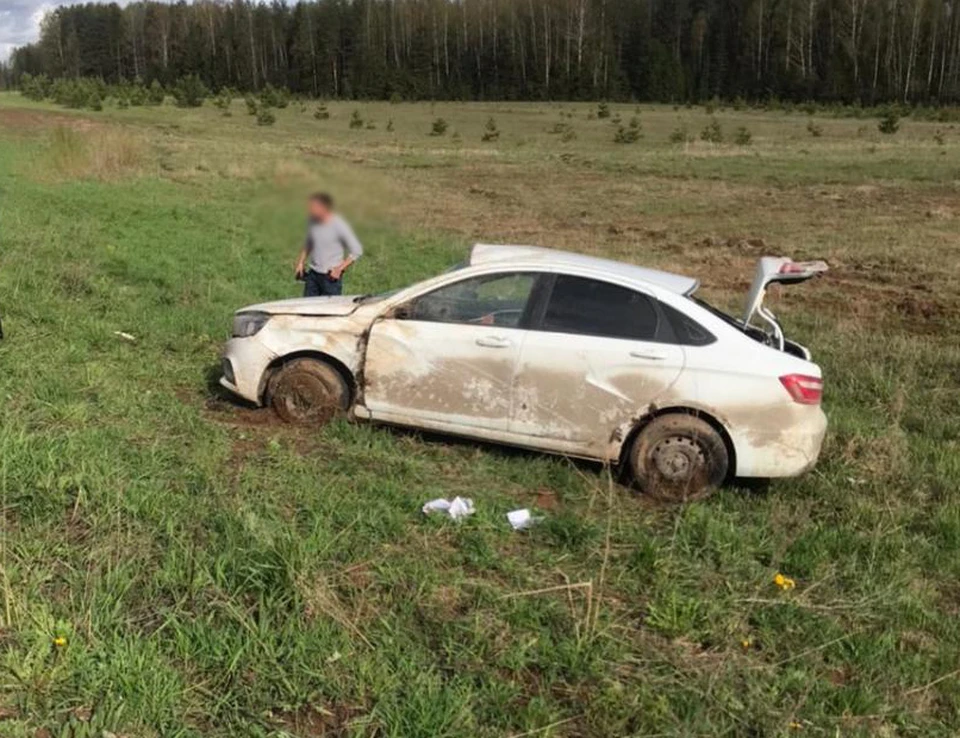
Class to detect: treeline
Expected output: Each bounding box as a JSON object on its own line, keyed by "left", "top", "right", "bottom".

{"left": 5, "top": 0, "right": 960, "bottom": 103}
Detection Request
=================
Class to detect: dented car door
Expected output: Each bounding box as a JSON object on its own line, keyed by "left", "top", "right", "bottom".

{"left": 362, "top": 272, "right": 539, "bottom": 433}
{"left": 510, "top": 275, "right": 685, "bottom": 457}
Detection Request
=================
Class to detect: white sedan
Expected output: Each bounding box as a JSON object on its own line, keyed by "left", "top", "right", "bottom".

{"left": 221, "top": 244, "right": 828, "bottom": 500}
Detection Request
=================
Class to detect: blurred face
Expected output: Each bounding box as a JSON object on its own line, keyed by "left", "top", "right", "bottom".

{"left": 308, "top": 198, "right": 330, "bottom": 222}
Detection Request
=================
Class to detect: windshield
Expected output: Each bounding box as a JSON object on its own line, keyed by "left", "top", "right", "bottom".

{"left": 354, "top": 261, "right": 468, "bottom": 305}
{"left": 355, "top": 289, "right": 401, "bottom": 305}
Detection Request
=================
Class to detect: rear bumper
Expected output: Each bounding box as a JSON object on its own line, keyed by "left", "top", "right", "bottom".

{"left": 732, "top": 406, "right": 828, "bottom": 478}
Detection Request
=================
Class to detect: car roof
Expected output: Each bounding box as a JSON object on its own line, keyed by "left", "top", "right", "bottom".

{"left": 469, "top": 244, "right": 699, "bottom": 295}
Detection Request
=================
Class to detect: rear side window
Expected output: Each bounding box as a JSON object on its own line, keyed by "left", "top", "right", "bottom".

{"left": 660, "top": 301, "right": 716, "bottom": 346}
{"left": 539, "top": 275, "right": 659, "bottom": 340}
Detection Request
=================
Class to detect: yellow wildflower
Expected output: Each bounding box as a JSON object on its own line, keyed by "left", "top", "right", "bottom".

{"left": 773, "top": 573, "right": 796, "bottom": 591}
{"left": 788, "top": 721, "right": 803, "bottom": 730}
{"left": 53, "top": 636, "right": 67, "bottom": 648}
{"left": 741, "top": 639, "right": 751, "bottom": 650}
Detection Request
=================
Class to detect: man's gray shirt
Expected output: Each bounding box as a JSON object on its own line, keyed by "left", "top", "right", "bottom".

{"left": 305, "top": 215, "right": 363, "bottom": 274}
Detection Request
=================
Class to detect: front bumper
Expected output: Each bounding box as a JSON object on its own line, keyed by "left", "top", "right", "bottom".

{"left": 220, "top": 336, "right": 276, "bottom": 405}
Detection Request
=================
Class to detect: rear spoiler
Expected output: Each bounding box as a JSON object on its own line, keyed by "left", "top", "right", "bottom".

{"left": 743, "top": 257, "right": 828, "bottom": 349}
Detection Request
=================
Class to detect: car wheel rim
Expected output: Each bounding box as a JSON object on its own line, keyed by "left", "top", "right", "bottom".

{"left": 651, "top": 436, "right": 706, "bottom": 483}
{"left": 281, "top": 376, "right": 334, "bottom": 420}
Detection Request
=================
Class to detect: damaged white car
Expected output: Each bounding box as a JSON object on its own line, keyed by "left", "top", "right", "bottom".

{"left": 221, "top": 245, "right": 828, "bottom": 500}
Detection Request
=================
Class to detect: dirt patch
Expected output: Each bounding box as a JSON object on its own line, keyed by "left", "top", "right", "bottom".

{"left": 533, "top": 487, "right": 561, "bottom": 510}
{"left": 273, "top": 704, "right": 361, "bottom": 737}
{"left": 894, "top": 294, "right": 952, "bottom": 330}
{"left": 696, "top": 235, "right": 770, "bottom": 256}
{"left": 202, "top": 395, "right": 284, "bottom": 429}
{"left": 0, "top": 107, "right": 101, "bottom": 135}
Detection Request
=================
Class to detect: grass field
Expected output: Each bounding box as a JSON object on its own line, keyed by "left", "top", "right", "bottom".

{"left": 1, "top": 93, "right": 959, "bottom": 737}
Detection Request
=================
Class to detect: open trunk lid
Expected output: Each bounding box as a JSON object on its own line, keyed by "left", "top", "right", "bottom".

{"left": 741, "top": 256, "right": 828, "bottom": 354}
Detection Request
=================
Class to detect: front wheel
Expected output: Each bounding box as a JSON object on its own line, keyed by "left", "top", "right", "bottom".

{"left": 267, "top": 358, "right": 350, "bottom": 425}
{"left": 629, "top": 415, "right": 729, "bottom": 502}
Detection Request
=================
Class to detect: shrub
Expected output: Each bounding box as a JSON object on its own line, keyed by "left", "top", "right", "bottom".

{"left": 807, "top": 120, "right": 823, "bottom": 137}
{"left": 934, "top": 129, "right": 945, "bottom": 145}
{"left": 878, "top": 108, "right": 900, "bottom": 135}
{"left": 349, "top": 110, "right": 364, "bottom": 129}
{"left": 20, "top": 73, "right": 52, "bottom": 101}
{"left": 548, "top": 121, "right": 572, "bottom": 135}
{"left": 700, "top": 117, "right": 723, "bottom": 143}
{"left": 128, "top": 81, "right": 147, "bottom": 106}
{"left": 733, "top": 126, "right": 752, "bottom": 146}
{"left": 245, "top": 96, "right": 259, "bottom": 115}
{"left": 561, "top": 128, "right": 577, "bottom": 142}
{"left": 613, "top": 124, "right": 641, "bottom": 144}
{"left": 51, "top": 78, "right": 93, "bottom": 108}
{"left": 386, "top": 118, "right": 395, "bottom": 132}
{"left": 146, "top": 80, "right": 165, "bottom": 105}
{"left": 597, "top": 101, "right": 611, "bottom": 119}
{"left": 365, "top": 121, "right": 377, "bottom": 130}
{"left": 213, "top": 88, "right": 233, "bottom": 115}
{"left": 259, "top": 83, "right": 289, "bottom": 109}
{"left": 389, "top": 91, "right": 403, "bottom": 104}
{"left": 668, "top": 124, "right": 691, "bottom": 143}
{"left": 481, "top": 117, "right": 500, "bottom": 141}
{"left": 429, "top": 117, "right": 448, "bottom": 136}
{"left": 313, "top": 104, "right": 330, "bottom": 120}
{"left": 256, "top": 106, "right": 276, "bottom": 126}
{"left": 171, "top": 74, "right": 208, "bottom": 107}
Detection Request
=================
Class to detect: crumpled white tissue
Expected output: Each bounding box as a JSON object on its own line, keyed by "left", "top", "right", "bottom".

{"left": 422, "top": 496, "right": 476, "bottom": 520}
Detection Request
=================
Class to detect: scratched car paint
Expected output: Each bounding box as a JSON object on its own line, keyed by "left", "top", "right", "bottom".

{"left": 221, "top": 245, "right": 829, "bottom": 499}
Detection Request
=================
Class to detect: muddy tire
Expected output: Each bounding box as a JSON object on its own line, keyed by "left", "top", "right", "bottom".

{"left": 629, "top": 415, "right": 728, "bottom": 502}
{"left": 267, "top": 358, "right": 350, "bottom": 425}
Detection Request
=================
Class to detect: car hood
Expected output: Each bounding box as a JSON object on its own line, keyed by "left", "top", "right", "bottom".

{"left": 240, "top": 295, "right": 361, "bottom": 317}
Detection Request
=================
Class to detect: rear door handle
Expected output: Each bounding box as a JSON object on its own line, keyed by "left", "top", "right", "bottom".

{"left": 630, "top": 349, "right": 668, "bottom": 361}
{"left": 476, "top": 336, "right": 512, "bottom": 349}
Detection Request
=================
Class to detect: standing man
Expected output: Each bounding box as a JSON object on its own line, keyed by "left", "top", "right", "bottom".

{"left": 295, "top": 192, "right": 364, "bottom": 297}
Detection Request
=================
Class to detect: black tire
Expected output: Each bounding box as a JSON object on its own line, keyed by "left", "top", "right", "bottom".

{"left": 267, "top": 358, "right": 350, "bottom": 425}
{"left": 629, "top": 414, "right": 729, "bottom": 502}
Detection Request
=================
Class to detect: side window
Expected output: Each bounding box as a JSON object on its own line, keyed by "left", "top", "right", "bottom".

{"left": 408, "top": 273, "right": 536, "bottom": 327}
{"left": 659, "top": 301, "right": 716, "bottom": 346}
{"left": 540, "top": 275, "right": 659, "bottom": 340}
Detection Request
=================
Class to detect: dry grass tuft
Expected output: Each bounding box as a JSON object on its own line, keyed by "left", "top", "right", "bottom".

{"left": 39, "top": 125, "right": 147, "bottom": 181}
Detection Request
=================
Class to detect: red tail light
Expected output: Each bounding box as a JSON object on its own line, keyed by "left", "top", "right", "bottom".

{"left": 779, "top": 374, "right": 823, "bottom": 405}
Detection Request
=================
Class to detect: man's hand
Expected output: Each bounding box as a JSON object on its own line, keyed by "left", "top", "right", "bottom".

{"left": 328, "top": 258, "right": 353, "bottom": 282}
{"left": 295, "top": 258, "right": 305, "bottom": 279}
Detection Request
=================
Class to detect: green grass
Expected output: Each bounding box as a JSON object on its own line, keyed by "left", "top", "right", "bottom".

{"left": 0, "top": 94, "right": 959, "bottom": 736}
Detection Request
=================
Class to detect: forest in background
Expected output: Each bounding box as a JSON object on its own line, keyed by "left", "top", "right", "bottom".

{"left": 4, "top": 0, "right": 960, "bottom": 104}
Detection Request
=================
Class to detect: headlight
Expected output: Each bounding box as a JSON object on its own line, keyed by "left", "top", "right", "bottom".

{"left": 232, "top": 311, "right": 270, "bottom": 338}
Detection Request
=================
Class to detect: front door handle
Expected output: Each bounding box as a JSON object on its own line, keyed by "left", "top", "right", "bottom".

{"left": 630, "top": 349, "right": 667, "bottom": 361}
{"left": 476, "top": 336, "right": 512, "bottom": 349}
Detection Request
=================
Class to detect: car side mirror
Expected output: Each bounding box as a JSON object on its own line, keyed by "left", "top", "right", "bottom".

{"left": 392, "top": 303, "right": 413, "bottom": 320}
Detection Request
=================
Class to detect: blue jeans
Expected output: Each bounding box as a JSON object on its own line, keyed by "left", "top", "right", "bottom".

{"left": 303, "top": 270, "right": 343, "bottom": 297}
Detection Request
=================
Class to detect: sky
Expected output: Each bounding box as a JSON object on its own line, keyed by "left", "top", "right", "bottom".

{"left": 0, "top": 0, "right": 56, "bottom": 62}
{"left": 0, "top": 0, "right": 148, "bottom": 63}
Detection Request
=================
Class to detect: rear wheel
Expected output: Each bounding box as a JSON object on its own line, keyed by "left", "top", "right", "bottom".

{"left": 629, "top": 415, "right": 728, "bottom": 502}
{"left": 267, "top": 358, "right": 350, "bottom": 425}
